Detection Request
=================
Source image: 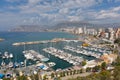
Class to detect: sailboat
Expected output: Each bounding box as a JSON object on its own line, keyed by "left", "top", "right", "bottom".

{"left": 14, "top": 53, "right": 19, "bottom": 68}
{"left": 14, "top": 62, "right": 19, "bottom": 68}
{"left": 0, "top": 52, "right": 2, "bottom": 57}
{"left": 48, "top": 54, "right": 50, "bottom": 58}
{"left": 1, "top": 60, "right": 5, "bottom": 66}
{"left": 8, "top": 61, "right": 13, "bottom": 68}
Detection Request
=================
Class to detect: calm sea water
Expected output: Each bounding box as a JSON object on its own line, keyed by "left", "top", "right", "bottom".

{"left": 0, "top": 32, "right": 95, "bottom": 70}
{"left": 0, "top": 32, "right": 77, "bottom": 69}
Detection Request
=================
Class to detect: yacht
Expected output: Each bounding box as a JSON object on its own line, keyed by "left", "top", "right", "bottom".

{"left": 14, "top": 62, "right": 19, "bottom": 68}
{"left": 9, "top": 53, "right": 13, "bottom": 58}
{"left": 1, "top": 61, "right": 5, "bottom": 66}
{"left": 4, "top": 51, "right": 9, "bottom": 58}
{"left": 20, "top": 62, "right": 25, "bottom": 67}
{"left": 24, "top": 53, "right": 34, "bottom": 60}
{"left": 48, "top": 62, "right": 56, "bottom": 67}
{"left": 43, "top": 47, "right": 84, "bottom": 65}
{"left": 8, "top": 61, "right": 13, "bottom": 68}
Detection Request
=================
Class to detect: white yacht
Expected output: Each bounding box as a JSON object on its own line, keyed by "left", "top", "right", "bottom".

{"left": 8, "top": 61, "right": 13, "bottom": 68}
{"left": 9, "top": 53, "right": 13, "bottom": 58}
{"left": 48, "top": 62, "right": 56, "bottom": 67}
{"left": 4, "top": 51, "right": 9, "bottom": 58}
{"left": 1, "top": 61, "right": 5, "bottom": 66}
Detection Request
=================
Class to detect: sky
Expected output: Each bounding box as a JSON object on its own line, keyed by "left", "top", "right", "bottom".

{"left": 0, "top": 0, "right": 120, "bottom": 30}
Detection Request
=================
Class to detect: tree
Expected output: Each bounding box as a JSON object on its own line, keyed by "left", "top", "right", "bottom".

{"left": 3, "top": 78, "right": 11, "bottom": 80}
{"left": 51, "top": 73, "right": 54, "bottom": 79}
{"left": 115, "top": 56, "right": 120, "bottom": 66}
{"left": 113, "top": 66, "right": 120, "bottom": 80}
{"left": 113, "top": 49, "right": 119, "bottom": 54}
{"left": 93, "top": 65, "right": 101, "bottom": 72}
{"left": 17, "top": 75, "right": 28, "bottom": 80}
{"left": 66, "top": 71, "right": 69, "bottom": 75}
{"left": 114, "top": 38, "right": 120, "bottom": 44}
{"left": 70, "top": 70, "right": 72, "bottom": 75}
{"left": 30, "top": 74, "right": 39, "bottom": 80}
{"left": 101, "top": 62, "right": 107, "bottom": 70}
{"left": 81, "top": 61, "right": 86, "bottom": 66}
{"left": 59, "top": 72, "right": 63, "bottom": 77}
{"left": 99, "top": 70, "right": 111, "bottom": 80}
{"left": 86, "top": 67, "right": 92, "bottom": 72}
{"left": 43, "top": 74, "right": 47, "bottom": 80}
{"left": 62, "top": 71, "right": 65, "bottom": 77}
{"left": 73, "top": 70, "right": 76, "bottom": 75}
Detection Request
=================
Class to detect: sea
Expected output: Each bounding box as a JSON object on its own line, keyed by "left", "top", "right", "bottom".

{"left": 0, "top": 32, "right": 95, "bottom": 70}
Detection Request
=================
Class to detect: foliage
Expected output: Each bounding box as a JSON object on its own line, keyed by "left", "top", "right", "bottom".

{"left": 86, "top": 67, "right": 92, "bottom": 72}
{"left": 51, "top": 73, "right": 55, "bottom": 78}
{"left": 3, "top": 78, "right": 11, "bottom": 80}
{"left": 101, "top": 62, "right": 107, "bottom": 70}
{"left": 81, "top": 61, "right": 86, "bottom": 66}
{"left": 114, "top": 56, "right": 120, "bottom": 66}
{"left": 92, "top": 65, "right": 101, "bottom": 72}
{"left": 113, "top": 66, "right": 120, "bottom": 80}
{"left": 114, "top": 38, "right": 120, "bottom": 44}
{"left": 17, "top": 75, "right": 28, "bottom": 80}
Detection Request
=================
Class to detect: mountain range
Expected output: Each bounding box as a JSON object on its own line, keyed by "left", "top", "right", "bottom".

{"left": 10, "top": 21, "right": 120, "bottom": 32}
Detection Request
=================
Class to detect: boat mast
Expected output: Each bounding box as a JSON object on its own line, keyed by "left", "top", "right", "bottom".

{"left": 24, "top": 43, "right": 27, "bottom": 68}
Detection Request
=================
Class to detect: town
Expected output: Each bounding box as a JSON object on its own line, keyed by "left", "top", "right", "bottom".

{"left": 0, "top": 27, "right": 120, "bottom": 80}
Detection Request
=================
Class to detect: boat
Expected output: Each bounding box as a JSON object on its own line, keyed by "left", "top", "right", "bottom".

{"left": 4, "top": 51, "right": 9, "bottom": 58}
{"left": 24, "top": 53, "right": 34, "bottom": 60}
{"left": 8, "top": 61, "right": 13, "bottom": 68}
{"left": 20, "top": 62, "right": 25, "bottom": 67}
{"left": 43, "top": 47, "right": 84, "bottom": 65}
{"left": 9, "top": 53, "right": 13, "bottom": 58}
{"left": 1, "top": 61, "right": 6, "bottom": 66}
{"left": 14, "top": 62, "right": 19, "bottom": 68}
{"left": 48, "top": 62, "right": 56, "bottom": 67}
{"left": 41, "top": 58, "right": 49, "bottom": 62}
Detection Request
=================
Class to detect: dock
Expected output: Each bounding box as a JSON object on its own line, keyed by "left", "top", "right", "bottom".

{"left": 12, "top": 38, "right": 84, "bottom": 46}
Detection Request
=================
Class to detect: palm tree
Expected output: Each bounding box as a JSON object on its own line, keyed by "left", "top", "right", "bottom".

{"left": 51, "top": 73, "right": 54, "bottom": 79}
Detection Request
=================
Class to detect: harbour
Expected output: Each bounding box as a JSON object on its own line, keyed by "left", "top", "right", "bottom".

{"left": 0, "top": 30, "right": 118, "bottom": 80}
{"left": 0, "top": 32, "right": 77, "bottom": 70}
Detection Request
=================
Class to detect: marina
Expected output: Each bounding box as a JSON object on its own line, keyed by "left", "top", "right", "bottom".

{"left": 64, "top": 46, "right": 101, "bottom": 58}
{"left": 0, "top": 32, "right": 77, "bottom": 70}
{"left": 43, "top": 47, "right": 84, "bottom": 66}
{"left": 0, "top": 32, "right": 113, "bottom": 72}
{"left": 23, "top": 50, "right": 49, "bottom": 62}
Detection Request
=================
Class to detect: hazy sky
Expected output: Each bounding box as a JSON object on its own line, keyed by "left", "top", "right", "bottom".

{"left": 0, "top": 0, "right": 120, "bottom": 30}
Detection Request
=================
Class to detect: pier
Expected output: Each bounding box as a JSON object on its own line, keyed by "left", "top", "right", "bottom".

{"left": 12, "top": 38, "right": 84, "bottom": 46}
{"left": 43, "top": 47, "right": 84, "bottom": 66}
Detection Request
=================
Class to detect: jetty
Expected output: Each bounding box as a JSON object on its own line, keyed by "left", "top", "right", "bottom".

{"left": 12, "top": 38, "right": 84, "bottom": 46}
{"left": 43, "top": 47, "right": 84, "bottom": 65}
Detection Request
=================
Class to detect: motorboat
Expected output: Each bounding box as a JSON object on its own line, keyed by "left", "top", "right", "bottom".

{"left": 48, "top": 62, "right": 56, "bottom": 67}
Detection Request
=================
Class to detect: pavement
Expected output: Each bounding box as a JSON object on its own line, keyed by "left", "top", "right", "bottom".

{"left": 61, "top": 72, "right": 92, "bottom": 80}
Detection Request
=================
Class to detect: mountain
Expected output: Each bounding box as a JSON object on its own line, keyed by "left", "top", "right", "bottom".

{"left": 10, "top": 21, "right": 120, "bottom": 32}
{"left": 9, "top": 25, "right": 47, "bottom": 32}
{"left": 53, "top": 21, "right": 120, "bottom": 29}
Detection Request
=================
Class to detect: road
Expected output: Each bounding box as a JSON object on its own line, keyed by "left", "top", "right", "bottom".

{"left": 61, "top": 72, "right": 92, "bottom": 80}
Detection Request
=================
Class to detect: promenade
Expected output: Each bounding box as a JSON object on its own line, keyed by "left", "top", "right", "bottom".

{"left": 61, "top": 72, "right": 92, "bottom": 80}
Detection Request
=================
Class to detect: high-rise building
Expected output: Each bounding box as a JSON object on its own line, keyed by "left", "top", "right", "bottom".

{"left": 86, "top": 29, "right": 97, "bottom": 35}
{"left": 115, "top": 28, "right": 120, "bottom": 39}
{"left": 83, "top": 26, "right": 87, "bottom": 34}
{"left": 75, "top": 27, "right": 83, "bottom": 34}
